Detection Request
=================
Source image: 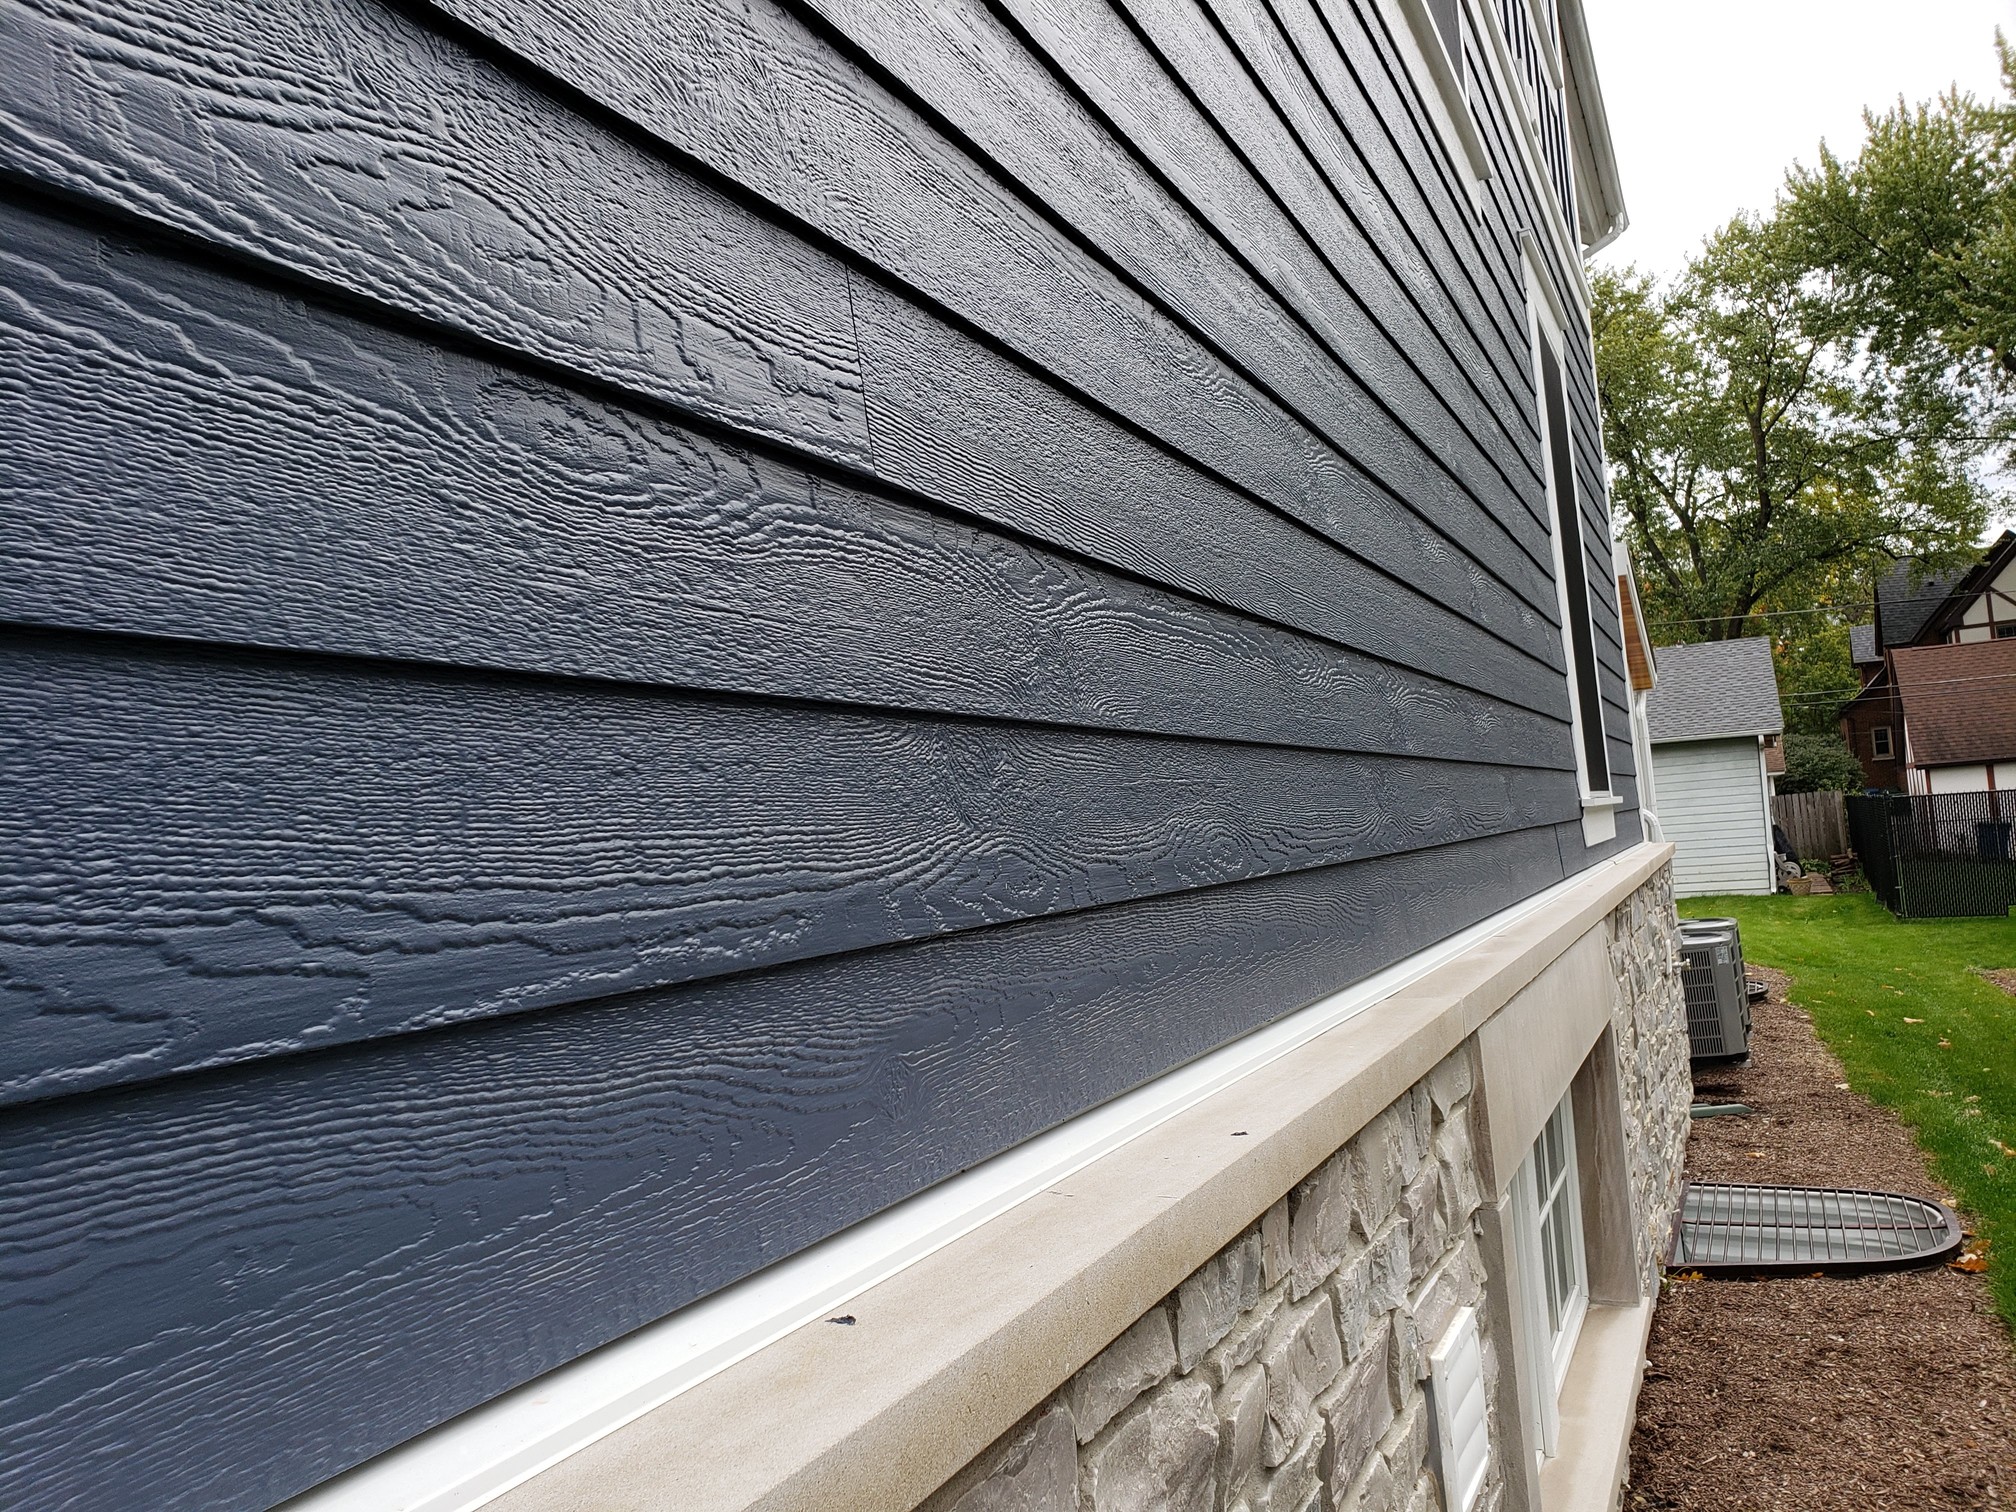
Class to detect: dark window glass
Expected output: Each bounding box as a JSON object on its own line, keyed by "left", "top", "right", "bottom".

{"left": 1539, "top": 337, "right": 1611, "bottom": 792}
{"left": 1872, "top": 727, "right": 1894, "bottom": 759}
{"left": 1427, "top": 0, "right": 1461, "bottom": 59}
{"left": 1994, "top": 622, "right": 2016, "bottom": 639}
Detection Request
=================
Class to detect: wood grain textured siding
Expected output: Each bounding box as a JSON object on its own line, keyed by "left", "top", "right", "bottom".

{"left": 0, "top": 201, "right": 1571, "bottom": 754}
{"left": 0, "top": 628, "right": 1577, "bottom": 1103}
{"left": 0, "top": 0, "right": 1637, "bottom": 1501}
{"left": 0, "top": 826, "right": 1567, "bottom": 1512}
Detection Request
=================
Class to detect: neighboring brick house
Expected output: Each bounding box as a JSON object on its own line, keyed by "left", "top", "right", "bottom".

{"left": 1845, "top": 533, "right": 2016, "bottom": 794}
{"left": 1, "top": 2, "right": 1689, "bottom": 1512}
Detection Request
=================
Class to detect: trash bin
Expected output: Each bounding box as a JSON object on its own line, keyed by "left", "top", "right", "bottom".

{"left": 1976, "top": 820, "right": 2013, "bottom": 861}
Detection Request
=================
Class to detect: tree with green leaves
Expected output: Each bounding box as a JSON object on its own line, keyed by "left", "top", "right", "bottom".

{"left": 1594, "top": 217, "right": 1993, "bottom": 653}
{"left": 1782, "top": 41, "right": 2016, "bottom": 401}
{"left": 1777, "top": 732, "right": 1868, "bottom": 794}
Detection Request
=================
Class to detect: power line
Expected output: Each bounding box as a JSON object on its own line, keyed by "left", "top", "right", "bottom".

{"left": 1647, "top": 589, "right": 1983, "bottom": 629}
{"left": 1775, "top": 665, "right": 2016, "bottom": 704}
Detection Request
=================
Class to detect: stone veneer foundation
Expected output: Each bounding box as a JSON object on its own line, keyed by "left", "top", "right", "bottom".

{"left": 927, "top": 870, "right": 1691, "bottom": 1512}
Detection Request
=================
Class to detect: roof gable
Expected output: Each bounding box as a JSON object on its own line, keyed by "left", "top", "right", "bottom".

{"left": 1645, "top": 637, "right": 1782, "bottom": 742}
{"left": 1892, "top": 639, "right": 2016, "bottom": 766}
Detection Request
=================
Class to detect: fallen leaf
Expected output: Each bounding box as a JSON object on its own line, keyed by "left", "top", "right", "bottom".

{"left": 1867, "top": 1010, "right": 1877, "bottom": 1017}
{"left": 1835, "top": 1082, "right": 1851, "bottom": 1090}
{"left": 1904, "top": 1016, "right": 1924, "bottom": 1023}
{"left": 1953, "top": 1247, "right": 1991, "bottom": 1273}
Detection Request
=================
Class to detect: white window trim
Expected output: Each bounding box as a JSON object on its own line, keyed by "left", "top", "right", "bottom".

{"left": 1525, "top": 249, "right": 1617, "bottom": 843}
{"left": 1376, "top": 0, "right": 1493, "bottom": 200}
{"left": 1509, "top": 1094, "right": 1589, "bottom": 1458}
{"left": 1872, "top": 726, "right": 1894, "bottom": 760}
{"left": 1477, "top": 5, "right": 1592, "bottom": 309}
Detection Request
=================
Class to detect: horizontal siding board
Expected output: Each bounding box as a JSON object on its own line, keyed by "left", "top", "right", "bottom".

{"left": 1100, "top": 0, "right": 1546, "bottom": 537}
{"left": 0, "top": 631, "right": 1580, "bottom": 1102}
{"left": 429, "top": 0, "right": 1569, "bottom": 641}
{"left": 0, "top": 0, "right": 1579, "bottom": 685}
{"left": 0, "top": 196, "right": 1576, "bottom": 751}
{"left": 843, "top": 0, "right": 1548, "bottom": 558}
{"left": 0, "top": 825, "right": 1566, "bottom": 1512}
{"left": 0, "top": 0, "right": 872, "bottom": 463}
{"left": 1267, "top": 0, "right": 1533, "bottom": 399}
{"left": 847, "top": 278, "right": 1571, "bottom": 715}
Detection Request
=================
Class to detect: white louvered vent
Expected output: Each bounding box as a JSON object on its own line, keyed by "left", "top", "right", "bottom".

{"left": 1427, "top": 1305, "right": 1490, "bottom": 1512}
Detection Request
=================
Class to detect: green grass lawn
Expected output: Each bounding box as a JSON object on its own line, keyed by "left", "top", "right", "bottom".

{"left": 1678, "top": 893, "right": 2016, "bottom": 1322}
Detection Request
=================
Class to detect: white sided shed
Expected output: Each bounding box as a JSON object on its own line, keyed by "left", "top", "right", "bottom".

{"left": 1646, "top": 638, "right": 1784, "bottom": 896}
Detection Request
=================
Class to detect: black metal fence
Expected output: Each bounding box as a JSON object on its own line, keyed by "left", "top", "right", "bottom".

{"left": 1846, "top": 792, "right": 2016, "bottom": 918}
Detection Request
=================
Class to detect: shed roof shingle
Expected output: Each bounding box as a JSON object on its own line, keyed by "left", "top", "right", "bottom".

{"left": 1892, "top": 639, "right": 2016, "bottom": 766}
{"left": 1645, "top": 637, "right": 1783, "bottom": 742}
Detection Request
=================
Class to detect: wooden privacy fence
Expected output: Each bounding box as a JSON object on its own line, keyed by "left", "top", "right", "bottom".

{"left": 1773, "top": 790, "right": 1849, "bottom": 860}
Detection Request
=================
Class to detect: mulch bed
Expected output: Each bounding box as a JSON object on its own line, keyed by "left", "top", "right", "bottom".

{"left": 1626, "top": 965, "right": 2016, "bottom": 1510}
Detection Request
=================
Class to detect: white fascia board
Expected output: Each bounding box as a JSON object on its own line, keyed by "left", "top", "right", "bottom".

{"left": 282, "top": 867, "right": 1604, "bottom": 1512}
{"left": 1557, "top": 0, "right": 1628, "bottom": 251}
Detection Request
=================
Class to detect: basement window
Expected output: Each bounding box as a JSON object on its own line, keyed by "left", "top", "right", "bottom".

{"left": 1510, "top": 1093, "right": 1587, "bottom": 1455}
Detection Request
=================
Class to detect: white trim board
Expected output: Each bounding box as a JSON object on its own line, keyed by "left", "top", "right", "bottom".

{"left": 282, "top": 866, "right": 1603, "bottom": 1512}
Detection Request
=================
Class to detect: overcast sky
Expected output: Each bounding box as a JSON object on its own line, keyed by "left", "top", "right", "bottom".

{"left": 1581, "top": 0, "right": 2016, "bottom": 281}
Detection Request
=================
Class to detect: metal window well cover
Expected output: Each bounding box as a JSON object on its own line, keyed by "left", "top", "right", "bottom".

{"left": 1666, "top": 1181, "right": 1964, "bottom": 1276}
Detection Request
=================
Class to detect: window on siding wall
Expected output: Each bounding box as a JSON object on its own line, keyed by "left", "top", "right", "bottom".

{"left": 1426, "top": 0, "right": 1462, "bottom": 59}
{"left": 1387, "top": 0, "right": 1491, "bottom": 194}
{"left": 1872, "top": 726, "right": 1894, "bottom": 760}
{"left": 1532, "top": 302, "right": 1612, "bottom": 797}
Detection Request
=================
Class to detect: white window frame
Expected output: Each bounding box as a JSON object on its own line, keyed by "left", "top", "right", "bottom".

{"left": 1508, "top": 1093, "right": 1588, "bottom": 1458}
{"left": 1379, "top": 0, "right": 1493, "bottom": 201}
{"left": 1525, "top": 251, "right": 1619, "bottom": 844}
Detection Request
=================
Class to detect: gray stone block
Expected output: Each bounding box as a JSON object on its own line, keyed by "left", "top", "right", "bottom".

{"left": 1389, "top": 1308, "right": 1425, "bottom": 1396}
{"left": 950, "top": 1407, "right": 1079, "bottom": 1512}
{"left": 1289, "top": 1151, "right": 1355, "bottom": 1301}
{"left": 1426, "top": 1050, "right": 1473, "bottom": 1120}
{"left": 1401, "top": 1169, "right": 1445, "bottom": 1282}
{"left": 1381, "top": 1395, "right": 1430, "bottom": 1488}
{"left": 1317, "top": 1323, "right": 1394, "bottom": 1495}
{"left": 1400, "top": 1088, "right": 1431, "bottom": 1181}
{"left": 1065, "top": 1307, "right": 1178, "bottom": 1444}
{"left": 1434, "top": 1117, "right": 1482, "bottom": 1230}
{"left": 1177, "top": 1232, "right": 1263, "bottom": 1372}
{"left": 1262, "top": 1196, "right": 1292, "bottom": 1291}
{"left": 1248, "top": 1416, "right": 1325, "bottom": 1512}
{"left": 1350, "top": 1109, "right": 1407, "bottom": 1240}
{"left": 1334, "top": 1450, "right": 1398, "bottom": 1512}
{"left": 1081, "top": 1376, "right": 1219, "bottom": 1512}
{"left": 1217, "top": 1362, "right": 1269, "bottom": 1501}
{"left": 1201, "top": 1284, "right": 1284, "bottom": 1390}
{"left": 1405, "top": 1246, "right": 1479, "bottom": 1353}
{"left": 1260, "top": 1292, "right": 1344, "bottom": 1466}
{"left": 1367, "top": 1217, "right": 1411, "bottom": 1315}
{"left": 1329, "top": 1245, "right": 1374, "bottom": 1362}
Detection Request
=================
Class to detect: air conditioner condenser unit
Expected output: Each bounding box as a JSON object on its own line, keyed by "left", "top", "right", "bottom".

{"left": 1678, "top": 921, "right": 1750, "bottom": 1061}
